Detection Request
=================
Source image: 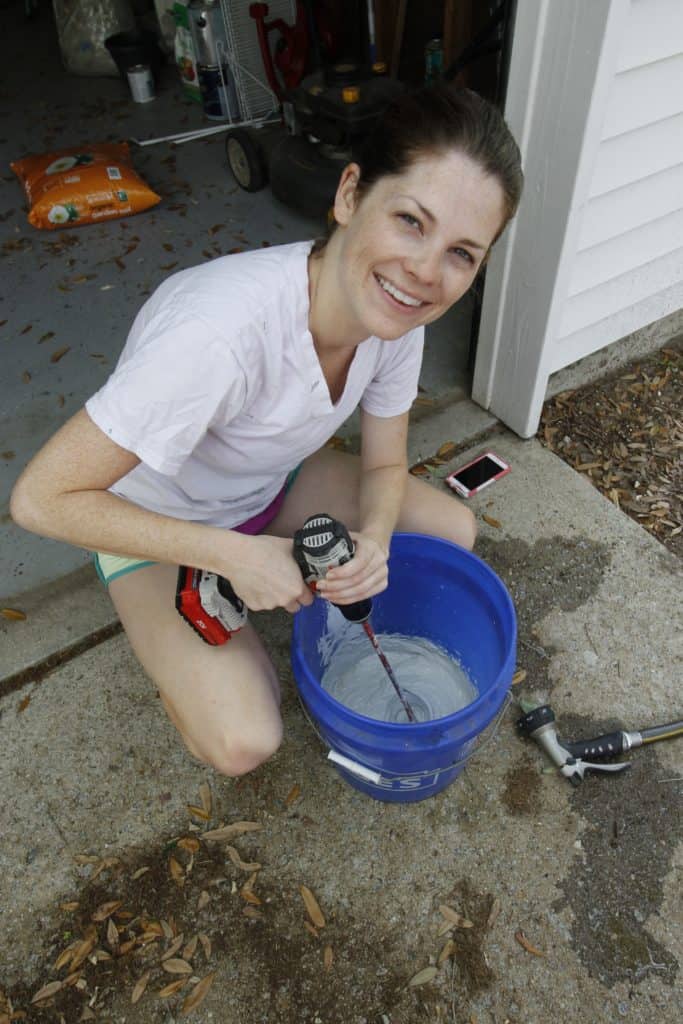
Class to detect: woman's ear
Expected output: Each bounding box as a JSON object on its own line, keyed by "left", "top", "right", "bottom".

{"left": 333, "top": 163, "right": 361, "bottom": 227}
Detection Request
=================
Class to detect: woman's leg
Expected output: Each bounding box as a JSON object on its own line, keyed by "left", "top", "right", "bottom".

{"left": 269, "top": 448, "right": 477, "bottom": 549}
{"left": 108, "top": 563, "right": 283, "bottom": 776}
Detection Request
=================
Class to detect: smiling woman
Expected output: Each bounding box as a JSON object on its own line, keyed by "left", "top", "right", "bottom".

{"left": 10, "top": 83, "right": 523, "bottom": 783}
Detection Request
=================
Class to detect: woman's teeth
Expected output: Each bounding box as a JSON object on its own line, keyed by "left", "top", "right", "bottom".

{"left": 376, "top": 274, "right": 424, "bottom": 307}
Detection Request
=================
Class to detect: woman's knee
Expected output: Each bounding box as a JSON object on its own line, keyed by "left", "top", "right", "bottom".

{"left": 183, "top": 715, "right": 284, "bottom": 777}
{"left": 451, "top": 503, "right": 477, "bottom": 550}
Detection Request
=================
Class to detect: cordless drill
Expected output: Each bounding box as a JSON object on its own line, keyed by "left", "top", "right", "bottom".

{"left": 175, "top": 514, "right": 368, "bottom": 646}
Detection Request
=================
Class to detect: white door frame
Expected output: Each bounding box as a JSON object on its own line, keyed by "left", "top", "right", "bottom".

{"left": 472, "top": 0, "right": 629, "bottom": 437}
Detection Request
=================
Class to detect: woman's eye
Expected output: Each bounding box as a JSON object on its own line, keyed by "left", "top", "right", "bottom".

{"left": 452, "top": 247, "right": 474, "bottom": 264}
{"left": 399, "top": 212, "right": 421, "bottom": 230}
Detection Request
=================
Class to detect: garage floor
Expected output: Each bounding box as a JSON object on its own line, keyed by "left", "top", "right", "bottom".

{"left": 1, "top": 1, "right": 474, "bottom": 597}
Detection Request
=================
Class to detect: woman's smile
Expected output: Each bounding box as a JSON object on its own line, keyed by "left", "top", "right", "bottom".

{"left": 373, "top": 272, "right": 429, "bottom": 310}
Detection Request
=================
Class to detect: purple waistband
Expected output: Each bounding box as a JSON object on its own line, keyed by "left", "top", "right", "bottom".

{"left": 232, "top": 483, "right": 287, "bottom": 536}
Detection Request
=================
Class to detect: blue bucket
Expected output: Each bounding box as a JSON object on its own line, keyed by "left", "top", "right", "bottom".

{"left": 291, "top": 533, "right": 517, "bottom": 802}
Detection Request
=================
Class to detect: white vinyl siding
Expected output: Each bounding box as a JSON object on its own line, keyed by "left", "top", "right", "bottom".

{"left": 548, "top": 0, "right": 683, "bottom": 389}
{"left": 473, "top": 0, "right": 682, "bottom": 437}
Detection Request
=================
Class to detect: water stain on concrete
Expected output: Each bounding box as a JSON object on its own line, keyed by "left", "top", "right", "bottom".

{"left": 552, "top": 729, "right": 679, "bottom": 989}
{"left": 476, "top": 535, "right": 612, "bottom": 695}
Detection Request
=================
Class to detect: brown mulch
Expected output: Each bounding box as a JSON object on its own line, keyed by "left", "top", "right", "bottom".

{"left": 538, "top": 341, "right": 682, "bottom": 559}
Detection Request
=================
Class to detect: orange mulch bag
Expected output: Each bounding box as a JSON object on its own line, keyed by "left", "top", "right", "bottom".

{"left": 10, "top": 142, "right": 161, "bottom": 230}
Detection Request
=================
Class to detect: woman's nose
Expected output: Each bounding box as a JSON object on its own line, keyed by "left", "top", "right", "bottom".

{"left": 406, "top": 246, "right": 441, "bottom": 286}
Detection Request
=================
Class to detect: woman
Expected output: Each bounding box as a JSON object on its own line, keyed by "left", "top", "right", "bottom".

{"left": 10, "top": 84, "right": 523, "bottom": 777}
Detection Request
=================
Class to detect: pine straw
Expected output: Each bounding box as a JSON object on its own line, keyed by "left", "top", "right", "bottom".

{"left": 539, "top": 342, "right": 682, "bottom": 559}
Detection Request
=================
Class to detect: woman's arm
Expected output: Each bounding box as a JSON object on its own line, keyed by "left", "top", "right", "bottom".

{"left": 10, "top": 408, "right": 311, "bottom": 612}
{"left": 316, "top": 409, "right": 409, "bottom": 605}
{"left": 357, "top": 408, "right": 410, "bottom": 550}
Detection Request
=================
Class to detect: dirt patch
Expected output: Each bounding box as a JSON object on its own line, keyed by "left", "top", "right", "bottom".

{"left": 540, "top": 342, "right": 682, "bottom": 558}
{"left": 501, "top": 758, "right": 543, "bottom": 816}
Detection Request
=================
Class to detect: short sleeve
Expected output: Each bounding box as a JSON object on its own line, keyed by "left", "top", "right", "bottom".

{"left": 360, "top": 327, "right": 424, "bottom": 417}
{"left": 86, "top": 308, "right": 248, "bottom": 474}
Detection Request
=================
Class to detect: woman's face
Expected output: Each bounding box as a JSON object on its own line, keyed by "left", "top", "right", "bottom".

{"left": 331, "top": 150, "right": 507, "bottom": 341}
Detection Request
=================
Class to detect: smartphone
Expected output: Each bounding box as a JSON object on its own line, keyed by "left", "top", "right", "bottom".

{"left": 445, "top": 451, "right": 511, "bottom": 498}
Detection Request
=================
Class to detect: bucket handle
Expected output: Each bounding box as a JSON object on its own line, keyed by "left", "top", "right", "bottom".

{"left": 299, "top": 691, "right": 512, "bottom": 784}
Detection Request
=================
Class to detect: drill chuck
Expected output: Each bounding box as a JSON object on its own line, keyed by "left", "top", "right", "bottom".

{"left": 293, "top": 514, "right": 372, "bottom": 623}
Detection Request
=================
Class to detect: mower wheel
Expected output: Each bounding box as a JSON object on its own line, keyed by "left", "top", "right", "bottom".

{"left": 225, "top": 129, "right": 267, "bottom": 192}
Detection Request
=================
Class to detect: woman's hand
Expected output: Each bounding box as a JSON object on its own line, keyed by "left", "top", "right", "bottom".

{"left": 315, "top": 532, "right": 389, "bottom": 607}
{"left": 219, "top": 534, "right": 314, "bottom": 615}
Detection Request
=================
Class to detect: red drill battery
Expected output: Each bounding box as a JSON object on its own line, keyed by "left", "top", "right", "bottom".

{"left": 175, "top": 566, "right": 247, "bottom": 646}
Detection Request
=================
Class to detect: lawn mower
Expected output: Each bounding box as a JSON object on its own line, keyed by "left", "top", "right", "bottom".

{"left": 224, "top": 1, "right": 403, "bottom": 219}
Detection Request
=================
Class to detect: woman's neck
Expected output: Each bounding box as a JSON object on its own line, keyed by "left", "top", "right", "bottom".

{"left": 308, "top": 238, "right": 367, "bottom": 355}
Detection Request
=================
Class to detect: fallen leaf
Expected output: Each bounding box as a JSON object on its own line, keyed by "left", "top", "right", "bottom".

{"left": 17, "top": 696, "right": 31, "bottom": 713}
{"left": 160, "top": 262, "right": 178, "bottom": 271}
{"left": 487, "top": 897, "right": 502, "bottom": 930}
{"left": 131, "top": 969, "right": 151, "bottom": 1004}
{"left": 511, "top": 670, "right": 527, "bottom": 686}
{"left": 54, "top": 940, "right": 79, "bottom": 971}
{"left": 209, "top": 224, "right": 224, "bottom": 235}
{"left": 183, "top": 936, "right": 198, "bottom": 961}
{"left": 300, "top": 885, "right": 325, "bottom": 928}
{"left": 177, "top": 836, "right": 200, "bottom": 854}
{"left": 197, "top": 890, "right": 210, "bottom": 911}
{"left": 482, "top": 514, "right": 501, "bottom": 529}
{"left": 240, "top": 870, "right": 261, "bottom": 904}
{"left": 323, "top": 945, "right": 333, "bottom": 970}
{"left": 199, "top": 782, "right": 212, "bottom": 816}
{"left": 31, "top": 980, "right": 63, "bottom": 1003}
{"left": 242, "top": 905, "right": 263, "bottom": 920}
{"left": 80, "top": 1007, "right": 96, "bottom": 1021}
{"left": 161, "top": 934, "right": 185, "bottom": 961}
{"left": 159, "top": 978, "right": 188, "bottom": 998}
{"left": 515, "top": 929, "right": 545, "bottom": 957}
{"left": 131, "top": 866, "right": 150, "bottom": 880}
{"left": 180, "top": 972, "right": 215, "bottom": 1015}
{"left": 201, "top": 821, "right": 261, "bottom": 842}
{"left": 438, "top": 939, "right": 457, "bottom": 964}
{"left": 1, "top": 608, "right": 26, "bottom": 621}
{"left": 225, "top": 845, "right": 261, "bottom": 871}
{"left": 304, "top": 920, "right": 319, "bottom": 938}
{"left": 70, "top": 932, "right": 98, "bottom": 970}
{"left": 60, "top": 901, "right": 80, "bottom": 912}
{"left": 169, "top": 855, "right": 185, "bottom": 887}
{"left": 21, "top": 324, "right": 32, "bottom": 335}
{"left": 439, "top": 904, "right": 473, "bottom": 929}
{"left": 50, "top": 346, "right": 70, "bottom": 363}
{"left": 92, "top": 899, "right": 122, "bottom": 922}
{"left": 187, "top": 804, "right": 210, "bottom": 821}
{"left": 198, "top": 932, "right": 211, "bottom": 959}
{"left": 285, "top": 784, "right": 301, "bottom": 806}
{"left": 409, "top": 462, "right": 430, "bottom": 477}
{"left": 1, "top": 451, "right": 15, "bottom": 461}
{"left": 162, "top": 958, "right": 193, "bottom": 975}
{"left": 106, "top": 917, "right": 119, "bottom": 951}
{"left": 408, "top": 966, "right": 438, "bottom": 987}
{"left": 22, "top": 371, "right": 31, "bottom": 383}
{"left": 436, "top": 440, "right": 458, "bottom": 461}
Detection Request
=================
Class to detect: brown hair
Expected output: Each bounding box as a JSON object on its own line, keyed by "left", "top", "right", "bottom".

{"left": 313, "top": 82, "right": 523, "bottom": 253}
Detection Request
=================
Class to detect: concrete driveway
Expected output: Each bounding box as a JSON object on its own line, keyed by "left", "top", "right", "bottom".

{"left": 2, "top": 415, "right": 681, "bottom": 1024}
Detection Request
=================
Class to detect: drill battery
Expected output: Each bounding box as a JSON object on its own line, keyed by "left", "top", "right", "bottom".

{"left": 176, "top": 566, "right": 247, "bottom": 646}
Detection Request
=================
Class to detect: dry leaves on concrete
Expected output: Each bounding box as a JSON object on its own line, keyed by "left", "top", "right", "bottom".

{"left": 540, "top": 344, "right": 682, "bottom": 557}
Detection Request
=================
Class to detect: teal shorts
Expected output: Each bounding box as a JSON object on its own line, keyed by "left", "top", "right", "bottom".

{"left": 94, "top": 465, "right": 303, "bottom": 587}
